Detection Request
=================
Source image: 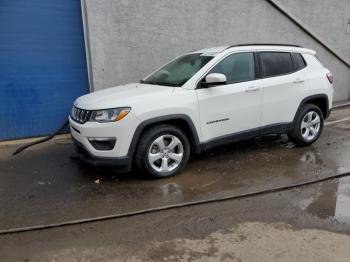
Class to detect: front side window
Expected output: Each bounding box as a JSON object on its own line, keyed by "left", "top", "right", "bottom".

{"left": 143, "top": 53, "right": 214, "bottom": 87}
{"left": 259, "top": 52, "right": 294, "bottom": 77}
{"left": 209, "top": 52, "right": 255, "bottom": 84}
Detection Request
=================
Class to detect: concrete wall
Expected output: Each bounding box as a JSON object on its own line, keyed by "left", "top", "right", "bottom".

{"left": 83, "top": 0, "right": 350, "bottom": 101}
{"left": 278, "top": 0, "right": 350, "bottom": 101}
{"left": 278, "top": 0, "right": 350, "bottom": 62}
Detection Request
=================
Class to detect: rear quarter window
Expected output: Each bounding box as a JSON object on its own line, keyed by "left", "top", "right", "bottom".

{"left": 292, "top": 53, "right": 307, "bottom": 71}
{"left": 259, "top": 52, "right": 294, "bottom": 78}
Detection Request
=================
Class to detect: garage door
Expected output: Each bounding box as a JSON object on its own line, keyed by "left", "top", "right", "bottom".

{"left": 0, "top": 0, "right": 89, "bottom": 140}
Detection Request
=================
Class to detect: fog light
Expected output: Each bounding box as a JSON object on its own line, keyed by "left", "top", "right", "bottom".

{"left": 88, "top": 137, "right": 116, "bottom": 150}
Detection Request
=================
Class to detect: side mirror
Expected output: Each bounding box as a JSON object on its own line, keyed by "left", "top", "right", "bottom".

{"left": 201, "top": 73, "right": 227, "bottom": 88}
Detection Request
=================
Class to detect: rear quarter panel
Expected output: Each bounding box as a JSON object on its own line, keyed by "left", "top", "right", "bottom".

{"left": 302, "top": 54, "right": 333, "bottom": 109}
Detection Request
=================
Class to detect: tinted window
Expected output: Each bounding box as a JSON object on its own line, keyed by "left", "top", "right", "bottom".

{"left": 209, "top": 52, "right": 255, "bottom": 84}
{"left": 292, "top": 53, "right": 307, "bottom": 71}
{"left": 259, "top": 52, "right": 294, "bottom": 77}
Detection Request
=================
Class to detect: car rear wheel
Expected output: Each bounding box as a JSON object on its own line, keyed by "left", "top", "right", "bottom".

{"left": 135, "top": 124, "right": 190, "bottom": 178}
{"left": 288, "top": 104, "right": 324, "bottom": 146}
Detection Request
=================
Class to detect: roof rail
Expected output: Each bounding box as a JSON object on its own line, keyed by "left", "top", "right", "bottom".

{"left": 227, "top": 43, "right": 303, "bottom": 49}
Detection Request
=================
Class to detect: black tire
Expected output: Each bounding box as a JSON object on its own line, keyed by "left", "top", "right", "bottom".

{"left": 135, "top": 124, "right": 190, "bottom": 178}
{"left": 288, "top": 104, "right": 324, "bottom": 146}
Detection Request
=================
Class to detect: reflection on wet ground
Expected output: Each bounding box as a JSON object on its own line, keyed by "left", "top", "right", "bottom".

{"left": 0, "top": 110, "right": 350, "bottom": 231}
{"left": 301, "top": 176, "right": 350, "bottom": 225}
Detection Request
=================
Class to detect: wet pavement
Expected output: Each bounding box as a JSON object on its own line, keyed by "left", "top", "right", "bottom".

{"left": 2, "top": 170, "right": 350, "bottom": 261}
{"left": 0, "top": 107, "right": 350, "bottom": 233}
{"left": 1, "top": 107, "right": 350, "bottom": 261}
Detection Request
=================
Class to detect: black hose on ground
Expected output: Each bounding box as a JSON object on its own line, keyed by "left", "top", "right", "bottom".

{"left": 1, "top": 171, "right": 349, "bottom": 235}
{"left": 13, "top": 120, "right": 69, "bottom": 156}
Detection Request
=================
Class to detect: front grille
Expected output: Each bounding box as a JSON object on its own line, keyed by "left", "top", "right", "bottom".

{"left": 71, "top": 106, "right": 91, "bottom": 124}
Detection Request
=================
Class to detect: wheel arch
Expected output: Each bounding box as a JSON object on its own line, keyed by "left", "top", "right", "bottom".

{"left": 127, "top": 114, "right": 201, "bottom": 161}
{"left": 293, "top": 94, "right": 330, "bottom": 122}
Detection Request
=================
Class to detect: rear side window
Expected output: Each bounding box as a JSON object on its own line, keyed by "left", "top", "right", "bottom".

{"left": 259, "top": 52, "right": 294, "bottom": 77}
{"left": 292, "top": 53, "right": 307, "bottom": 71}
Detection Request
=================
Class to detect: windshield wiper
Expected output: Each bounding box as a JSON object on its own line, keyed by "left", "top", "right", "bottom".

{"left": 141, "top": 80, "right": 179, "bottom": 87}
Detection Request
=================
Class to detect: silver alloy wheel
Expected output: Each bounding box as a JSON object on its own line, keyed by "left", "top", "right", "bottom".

{"left": 300, "top": 110, "right": 321, "bottom": 141}
{"left": 148, "top": 134, "right": 184, "bottom": 173}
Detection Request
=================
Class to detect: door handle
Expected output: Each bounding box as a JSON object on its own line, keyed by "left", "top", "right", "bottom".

{"left": 245, "top": 86, "right": 260, "bottom": 92}
{"left": 293, "top": 78, "right": 305, "bottom": 84}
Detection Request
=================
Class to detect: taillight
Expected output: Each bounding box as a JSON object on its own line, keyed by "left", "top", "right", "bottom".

{"left": 326, "top": 72, "right": 333, "bottom": 84}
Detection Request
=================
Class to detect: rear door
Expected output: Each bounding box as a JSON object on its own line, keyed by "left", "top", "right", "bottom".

{"left": 259, "top": 52, "right": 309, "bottom": 127}
{"left": 196, "top": 52, "right": 263, "bottom": 143}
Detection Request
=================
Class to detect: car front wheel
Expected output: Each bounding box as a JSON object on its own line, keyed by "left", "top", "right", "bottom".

{"left": 135, "top": 124, "right": 190, "bottom": 178}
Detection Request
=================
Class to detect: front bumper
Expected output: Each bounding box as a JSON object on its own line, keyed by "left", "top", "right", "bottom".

{"left": 68, "top": 113, "right": 140, "bottom": 171}
{"left": 69, "top": 113, "right": 140, "bottom": 158}
{"left": 73, "top": 137, "right": 132, "bottom": 171}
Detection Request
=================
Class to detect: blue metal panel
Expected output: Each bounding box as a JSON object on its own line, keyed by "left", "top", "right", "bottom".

{"left": 0, "top": 0, "right": 89, "bottom": 140}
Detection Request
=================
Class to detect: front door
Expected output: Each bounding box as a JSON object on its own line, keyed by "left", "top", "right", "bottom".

{"left": 196, "top": 52, "right": 263, "bottom": 143}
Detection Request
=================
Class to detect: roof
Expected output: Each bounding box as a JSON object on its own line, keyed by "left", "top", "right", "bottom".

{"left": 191, "top": 44, "right": 316, "bottom": 56}
{"left": 228, "top": 43, "right": 303, "bottom": 48}
{"left": 191, "top": 46, "right": 229, "bottom": 55}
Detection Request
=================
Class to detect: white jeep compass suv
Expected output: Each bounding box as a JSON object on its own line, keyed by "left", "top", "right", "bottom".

{"left": 70, "top": 44, "right": 334, "bottom": 178}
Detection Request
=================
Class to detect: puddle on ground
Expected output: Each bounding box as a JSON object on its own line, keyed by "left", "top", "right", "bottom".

{"left": 301, "top": 177, "right": 350, "bottom": 224}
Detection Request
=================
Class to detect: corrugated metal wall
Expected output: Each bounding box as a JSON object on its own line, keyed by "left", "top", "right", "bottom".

{"left": 0, "top": 0, "right": 89, "bottom": 140}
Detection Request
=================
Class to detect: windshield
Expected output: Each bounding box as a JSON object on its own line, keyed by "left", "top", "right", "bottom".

{"left": 142, "top": 53, "right": 214, "bottom": 87}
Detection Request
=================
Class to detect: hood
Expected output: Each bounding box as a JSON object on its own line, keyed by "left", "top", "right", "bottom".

{"left": 74, "top": 83, "right": 174, "bottom": 110}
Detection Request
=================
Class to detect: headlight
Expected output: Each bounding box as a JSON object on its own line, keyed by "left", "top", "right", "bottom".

{"left": 90, "top": 107, "right": 131, "bottom": 123}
